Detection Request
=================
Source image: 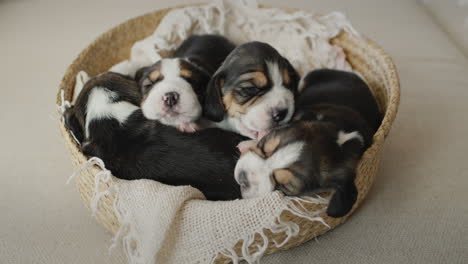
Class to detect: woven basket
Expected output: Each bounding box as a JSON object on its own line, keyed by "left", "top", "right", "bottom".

{"left": 56, "top": 5, "right": 400, "bottom": 263}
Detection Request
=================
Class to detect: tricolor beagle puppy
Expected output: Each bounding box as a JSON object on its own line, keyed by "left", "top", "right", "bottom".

{"left": 234, "top": 69, "right": 382, "bottom": 217}
{"left": 203, "top": 41, "right": 300, "bottom": 139}
{"left": 135, "top": 34, "right": 235, "bottom": 132}
{"left": 64, "top": 72, "right": 245, "bottom": 201}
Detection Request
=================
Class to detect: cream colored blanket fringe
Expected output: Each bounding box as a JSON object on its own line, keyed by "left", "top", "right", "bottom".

{"left": 67, "top": 0, "right": 359, "bottom": 263}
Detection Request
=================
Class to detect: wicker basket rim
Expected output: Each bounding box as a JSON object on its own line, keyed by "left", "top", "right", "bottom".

{"left": 55, "top": 4, "right": 401, "bottom": 262}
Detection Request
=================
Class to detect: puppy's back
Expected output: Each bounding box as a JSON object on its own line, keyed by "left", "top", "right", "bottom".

{"left": 298, "top": 69, "right": 382, "bottom": 132}
{"left": 118, "top": 112, "right": 245, "bottom": 200}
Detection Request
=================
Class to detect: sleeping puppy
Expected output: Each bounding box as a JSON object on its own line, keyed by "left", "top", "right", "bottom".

{"left": 64, "top": 72, "right": 245, "bottom": 201}
{"left": 296, "top": 69, "right": 382, "bottom": 132}
{"left": 135, "top": 34, "right": 235, "bottom": 132}
{"left": 234, "top": 69, "right": 382, "bottom": 217}
{"left": 203, "top": 41, "right": 300, "bottom": 139}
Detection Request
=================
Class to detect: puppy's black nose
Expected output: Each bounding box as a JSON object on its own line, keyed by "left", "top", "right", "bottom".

{"left": 272, "top": 109, "right": 288, "bottom": 123}
{"left": 163, "top": 92, "right": 179, "bottom": 107}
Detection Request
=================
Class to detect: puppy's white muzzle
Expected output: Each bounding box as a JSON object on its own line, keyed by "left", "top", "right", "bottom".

{"left": 239, "top": 87, "right": 294, "bottom": 139}
{"left": 234, "top": 152, "right": 275, "bottom": 199}
{"left": 141, "top": 78, "right": 202, "bottom": 126}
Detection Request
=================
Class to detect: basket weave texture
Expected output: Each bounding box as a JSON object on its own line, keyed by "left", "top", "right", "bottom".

{"left": 56, "top": 5, "right": 400, "bottom": 263}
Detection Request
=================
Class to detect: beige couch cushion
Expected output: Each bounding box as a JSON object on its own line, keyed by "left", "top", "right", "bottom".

{"left": 420, "top": 0, "right": 468, "bottom": 57}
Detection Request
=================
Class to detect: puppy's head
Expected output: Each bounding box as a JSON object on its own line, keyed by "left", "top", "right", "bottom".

{"left": 203, "top": 41, "right": 300, "bottom": 139}
{"left": 234, "top": 121, "right": 362, "bottom": 218}
{"left": 137, "top": 58, "right": 210, "bottom": 126}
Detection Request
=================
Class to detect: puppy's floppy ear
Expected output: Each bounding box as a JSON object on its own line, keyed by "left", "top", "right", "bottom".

{"left": 203, "top": 72, "right": 226, "bottom": 122}
{"left": 81, "top": 140, "right": 103, "bottom": 158}
{"left": 134, "top": 66, "right": 150, "bottom": 83}
{"left": 63, "top": 107, "right": 84, "bottom": 144}
{"left": 326, "top": 175, "right": 358, "bottom": 218}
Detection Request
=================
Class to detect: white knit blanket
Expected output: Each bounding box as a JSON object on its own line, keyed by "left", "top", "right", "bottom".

{"left": 69, "top": 1, "right": 359, "bottom": 263}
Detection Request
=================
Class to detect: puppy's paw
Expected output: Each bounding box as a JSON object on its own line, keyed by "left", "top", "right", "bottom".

{"left": 177, "top": 122, "right": 199, "bottom": 133}
{"left": 257, "top": 130, "right": 269, "bottom": 140}
{"left": 237, "top": 140, "right": 258, "bottom": 154}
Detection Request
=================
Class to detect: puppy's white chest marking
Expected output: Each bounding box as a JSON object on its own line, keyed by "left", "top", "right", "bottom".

{"left": 336, "top": 130, "right": 364, "bottom": 146}
{"left": 265, "top": 61, "right": 292, "bottom": 108}
{"left": 85, "top": 87, "right": 138, "bottom": 137}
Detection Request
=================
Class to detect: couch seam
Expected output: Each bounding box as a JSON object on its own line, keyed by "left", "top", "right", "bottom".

{"left": 416, "top": 0, "right": 468, "bottom": 61}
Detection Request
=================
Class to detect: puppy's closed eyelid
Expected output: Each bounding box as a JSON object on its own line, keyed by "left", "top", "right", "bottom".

{"left": 141, "top": 78, "right": 153, "bottom": 88}
{"left": 239, "top": 82, "right": 256, "bottom": 88}
{"left": 239, "top": 71, "right": 268, "bottom": 87}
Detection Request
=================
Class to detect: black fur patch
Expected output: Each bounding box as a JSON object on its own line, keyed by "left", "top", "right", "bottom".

{"left": 64, "top": 72, "right": 247, "bottom": 201}
{"left": 270, "top": 69, "right": 382, "bottom": 217}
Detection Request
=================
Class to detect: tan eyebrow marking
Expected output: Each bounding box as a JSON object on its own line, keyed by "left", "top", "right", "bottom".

{"left": 149, "top": 70, "right": 162, "bottom": 81}
{"left": 239, "top": 71, "right": 268, "bottom": 87}
{"left": 180, "top": 68, "right": 192, "bottom": 78}
{"left": 273, "top": 169, "right": 294, "bottom": 185}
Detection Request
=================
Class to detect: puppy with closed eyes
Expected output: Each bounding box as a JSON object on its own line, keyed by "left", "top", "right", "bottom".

{"left": 64, "top": 72, "right": 246, "bottom": 201}
{"left": 203, "top": 41, "right": 300, "bottom": 139}
{"left": 135, "top": 34, "right": 235, "bottom": 132}
{"left": 234, "top": 69, "right": 382, "bottom": 217}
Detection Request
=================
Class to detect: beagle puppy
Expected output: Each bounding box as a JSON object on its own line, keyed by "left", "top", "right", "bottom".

{"left": 234, "top": 69, "right": 382, "bottom": 217}
{"left": 203, "top": 41, "right": 300, "bottom": 139}
{"left": 135, "top": 34, "right": 235, "bottom": 132}
{"left": 64, "top": 72, "right": 245, "bottom": 201}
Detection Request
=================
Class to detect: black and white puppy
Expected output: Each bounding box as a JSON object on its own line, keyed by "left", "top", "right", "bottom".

{"left": 135, "top": 34, "right": 235, "bottom": 132}
{"left": 234, "top": 69, "right": 382, "bottom": 217}
{"left": 203, "top": 41, "right": 300, "bottom": 139}
{"left": 64, "top": 72, "right": 245, "bottom": 201}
